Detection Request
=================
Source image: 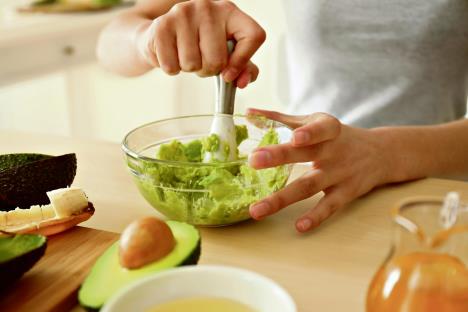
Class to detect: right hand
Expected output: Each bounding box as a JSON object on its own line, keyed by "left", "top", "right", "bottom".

{"left": 136, "top": 0, "right": 266, "bottom": 88}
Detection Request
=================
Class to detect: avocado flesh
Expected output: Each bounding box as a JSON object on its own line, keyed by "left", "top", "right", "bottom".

{"left": 78, "top": 221, "right": 201, "bottom": 310}
{"left": 32, "top": 0, "right": 121, "bottom": 8}
{"left": 0, "top": 153, "right": 77, "bottom": 211}
{"left": 0, "top": 234, "right": 47, "bottom": 288}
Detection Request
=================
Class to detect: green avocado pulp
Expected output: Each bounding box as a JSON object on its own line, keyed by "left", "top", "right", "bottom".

{"left": 132, "top": 126, "right": 289, "bottom": 226}
{"left": 0, "top": 234, "right": 46, "bottom": 263}
{"left": 78, "top": 221, "right": 200, "bottom": 310}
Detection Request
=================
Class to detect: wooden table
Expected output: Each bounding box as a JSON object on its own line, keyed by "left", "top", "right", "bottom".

{"left": 2, "top": 130, "right": 468, "bottom": 312}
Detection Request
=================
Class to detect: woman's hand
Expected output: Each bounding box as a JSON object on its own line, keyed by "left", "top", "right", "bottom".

{"left": 135, "top": 0, "right": 266, "bottom": 88}
{"left": 248, "top": 108, "right": 394, "bottom": 233}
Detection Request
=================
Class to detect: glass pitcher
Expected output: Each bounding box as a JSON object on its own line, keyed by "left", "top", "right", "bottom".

{"left": 366, "top": 192, "right": 468, "bottom": 312}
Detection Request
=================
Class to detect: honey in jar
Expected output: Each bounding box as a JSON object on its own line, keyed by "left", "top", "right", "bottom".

{"left": 366, "top": 193, "right": 468, "bottom": 312}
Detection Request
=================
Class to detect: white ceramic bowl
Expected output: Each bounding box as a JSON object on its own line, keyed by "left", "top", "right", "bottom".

{"left": 102, "top": 265, "right": 297, "bottom": 312}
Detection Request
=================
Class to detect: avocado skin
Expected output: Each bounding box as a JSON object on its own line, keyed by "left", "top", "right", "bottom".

{"left": 0, "top": 153, "right": 52, "bottom": 172}
{"left": 0, "top": 153, "right": 77, "bottom": 211}
{"left": 180, "top": 242, "right": 201, "bottom": 266}
{"left": 0, "top": 237, "right": 47, "bottom": 289}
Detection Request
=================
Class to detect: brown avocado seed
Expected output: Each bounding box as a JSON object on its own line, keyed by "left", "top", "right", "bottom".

{"left": 119, "top": 217, "right": 176, "bottom": 269}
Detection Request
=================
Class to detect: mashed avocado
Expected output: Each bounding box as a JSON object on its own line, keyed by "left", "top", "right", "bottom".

{"left": 132, "top": 125, "right": 289, "bottom": 226}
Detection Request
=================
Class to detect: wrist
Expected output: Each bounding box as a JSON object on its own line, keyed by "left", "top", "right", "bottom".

{"left": 370, "top": 126, "right": 427, "bottom": 184}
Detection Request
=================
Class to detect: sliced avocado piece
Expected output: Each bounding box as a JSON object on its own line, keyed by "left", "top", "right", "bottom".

{"left": 91, "top": 0, "right": 122, "bottom": 6}
{"left": 0, "top": 153, "right": 77, "bottom": 211}
{"left": 0, "top": 234, "right": 47, "bottom": 288}
{"left": 32, "top": 0, "right": 56, "bottom": 6}
{"left": 31, "top": 0, "right": 121, "bottom": 10}
{"left": 78, "top": 221, "right": 201, "bottom": 310}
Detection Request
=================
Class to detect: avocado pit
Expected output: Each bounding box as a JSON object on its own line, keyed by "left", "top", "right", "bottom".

{"left": 119, "top": 217, "right": 176, "bottom": 269}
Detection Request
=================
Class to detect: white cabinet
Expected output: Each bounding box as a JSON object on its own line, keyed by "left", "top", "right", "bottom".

{"left": 0, "top": 0, "right": 287, "bottom": 142}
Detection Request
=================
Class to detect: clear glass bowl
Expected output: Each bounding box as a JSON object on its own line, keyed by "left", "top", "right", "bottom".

{"left": 122, "top": 114, "right": 293, "bottom": 226}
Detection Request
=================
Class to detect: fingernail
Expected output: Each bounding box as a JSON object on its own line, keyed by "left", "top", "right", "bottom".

{"left": 246, "top": 73, "right": 252, "bottom": 85}
{"left": 246, "top": 108, "right": 260, "bottom": 116}
{"left": 223, "top": 68, "right": 238, "bottom": 82}
{"left": 238, "top": 74, "right": 251, "bottom": 89}
{"left": 250, "top": 202, "right": 270, "bottom": 219}
{"left": 249, "top": 150, "right": 271, "bottom": 166}
{"left": 293, "top": 131, "right": 310, "bottom": 145}
{"left": 297, "top": 218, "right": 312, "bottom": 232}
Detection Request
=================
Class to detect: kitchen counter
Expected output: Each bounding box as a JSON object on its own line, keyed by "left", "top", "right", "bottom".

{"left": 2, "top": 130, "right": 468, "bottom": 311}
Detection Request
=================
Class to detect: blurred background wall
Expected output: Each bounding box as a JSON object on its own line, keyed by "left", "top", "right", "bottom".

{"left": 0, "top": 0, "right": 288, "bottom": 142}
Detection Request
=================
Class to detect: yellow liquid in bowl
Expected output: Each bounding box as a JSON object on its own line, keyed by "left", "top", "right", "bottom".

{"left": 146, "top": 297, "right": 257, "bottom": 312}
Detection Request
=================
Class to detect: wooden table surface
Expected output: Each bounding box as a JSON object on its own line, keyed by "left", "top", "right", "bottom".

{"left": 2, "top": 130, "right": 468, "bottom": 312}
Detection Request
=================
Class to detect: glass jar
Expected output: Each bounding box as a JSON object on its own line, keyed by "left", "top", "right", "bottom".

{"left": 366, "top": 193, "right": 468, "bottom": 312}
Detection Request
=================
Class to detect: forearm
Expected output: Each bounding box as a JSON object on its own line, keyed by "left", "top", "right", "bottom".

{"left": 96, "top": 0, "right": 183, "bottom": 76}
{"left": 374, "top": 118, "right": 468, "bottom": 182}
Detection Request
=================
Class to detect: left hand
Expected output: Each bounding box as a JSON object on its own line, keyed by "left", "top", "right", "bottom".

{"left": 247, "top": 108, "right": 393, "bottom": 233}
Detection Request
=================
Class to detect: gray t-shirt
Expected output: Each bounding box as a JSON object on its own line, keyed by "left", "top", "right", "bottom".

{"left": 283, "top": 0, "right": 468, "bottom": 128}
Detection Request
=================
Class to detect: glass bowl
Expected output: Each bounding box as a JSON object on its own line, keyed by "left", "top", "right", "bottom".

{"left": 122, "top": 114, "right": 293, "bottom": 226}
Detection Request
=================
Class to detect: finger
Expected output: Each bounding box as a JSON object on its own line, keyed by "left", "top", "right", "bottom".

{"left": 249, "top": 142, "right": 327, "bottom": 169}
{"left": 173, "top": 5, "right": 202, "bottom": 72}
{"left": 236, "top": 70, "right": 251, "bottom": 89}
{"left": 136, "top": 20, "right": 160, "bottom": 68}
{"left": 153, "top": 16, "right": 180, "bottom": 75}
{"left": 197, "top": 2, "right": 227, "bottom": 77}
{"left": 222, "top": 4, "right": 266, "bottom": 82}
{"left": 246, "top": 108, "right": 308, "bottom": 129}
{"left": 292, "top": 113, "right": 341, "bottom": 147}
{"left": 295, "top": 186, "right": 347, "bottom": 233}
{"left": 236, "top": 62, "right": 258, "bottom": 89}
{"left": 250, "top": 169, "right": 327, "bottom": 220}
{"left": 247, "top": 61, "right": 259, "bottom": 82}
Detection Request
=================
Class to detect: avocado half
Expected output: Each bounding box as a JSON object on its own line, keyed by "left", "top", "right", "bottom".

{"left": 0, "top": 153, "right": 77, "bottom": 211}
{"left": 0, "top": 234, "right": 47, "bottom": 288}
{"left": 78, "top": 221, "right": 201, "bottom": 310}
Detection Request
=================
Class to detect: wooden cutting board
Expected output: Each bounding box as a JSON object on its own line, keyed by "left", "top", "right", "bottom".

{"left": 0, "top": 227, "right": 119, "bottom": 312}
